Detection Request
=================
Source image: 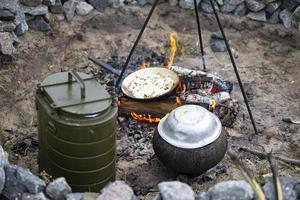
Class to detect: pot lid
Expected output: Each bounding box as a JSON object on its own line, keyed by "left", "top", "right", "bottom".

{"left": 157, "top": 105, "right": 222, "bottom": 149}
{"left": 39, "top": 72, "right": 112, "bottom": 115}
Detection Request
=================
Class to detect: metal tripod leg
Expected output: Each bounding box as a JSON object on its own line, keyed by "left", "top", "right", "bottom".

{"left": 193, "top": 0, "right": 207, "bottom": 72}
{"left": 209, "top": 0, "right": 258, "bottom": 134}
{"left": 116, "top": 0, "right": 160, "bottom": 87}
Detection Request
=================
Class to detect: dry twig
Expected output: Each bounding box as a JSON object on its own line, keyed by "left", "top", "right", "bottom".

{"left": 228, "top": 149, "right": 266, "bottom": 200}
{"left": 239, "top": 147, "right": 300, "bottom": 167}
{"left": 267, "top": 152, "right": 283, "bottom": 200}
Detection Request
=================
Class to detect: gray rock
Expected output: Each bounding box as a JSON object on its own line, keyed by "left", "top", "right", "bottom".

{"left": 201, "top": 0, "right": 219, "bottom": 13}
{"left": 282, "top": 0, "right": 300, "bottom": 11}
{"left": 46, "top": 177, "right": 72, "bottom": 200}
{"left": 21, "top": 4, "right": 49, "bottom": 16}
{"left": 179, "top": 0, "right": 200, "bottom": 9}
{"left": 220, "top": 2, "right": 237, "bottom": 13}
{"left": 97, "top": 181, "right": 136, "bottom": 200}
{"left": 0, "top": 168, "right": 5, "bottom": 193}
{"left": 0, "top": 20, "right": 16, "bottom": 32}
{"left": 269, "top": 9, "right": 280, "bottom": 24}
{"left": 0, "top": 146, "right": 5, "bottom": 168}
{"left": 110, "top": 0, "right": 125, "bottom": 8}
{"left": 66, "top": 193, "right": 84, "bottom": 200}
{"left": 204, "top": 180, "right": 254, "bottom": 200}
{"left": 43, "top": 0, "right": 56, "bottom": 6}
{"left": 2, "top": 165, "right": 26, "bottom": 200}
{"left": 76, "top": 1, "right": 93, "bottom": 16}
{"left": 20, "top": 0, "right": 43, "bottom": 7}
{"left": 22, "top": 192, "right": 49, "bottom": 200}
{"left": 247, "top": 10, "right": 267, "bottom": 22}
{"left": 210, "top": 32, "right": 228, "bottom": 52}
{"left": 245, "top": 0, "right": 265, "bottom": 12}
{"left": 0, "top": 32, "right": 16, "bottom": 55}
{"left": 234, "top": 2, "right": 247, "bottom": 16}
{"left": 0, "top": 9, "right": 16, "bottom": 21}
{"left": 138, "top": 0, "right": 148, "bottom": 6}
{"left": 63, "top": 0, "right": 79, "bottom": 21}
{"left": 10, "top": 31, "right": 20, "bottom": 46}
{"left": 158, "top": 181, "right": 195, "bottom": 200}
{"left": 225, "top": 0, "right": 244, "bottom": 5}
{"left": 50, "top": 0, "right": 64, "bottom": 14}
{"left": 263, "top": 177, "right": 300, "bottom": 200}
{"left": 293, "top": 5, "right": 300, "bottom": 21}
{"left": 169, "top": 0, "right": 178, "bottom": 6}
{"left": 87, "top": 0, "right": 110, "bottom": 12}
{"left": 15, "top": 20, "right": 28, "bottom": 35}
{"left": 280, "top": 9, "right": 295, "bottom": 29}
{"left": 16, "top": 166, "right": 46, "bottom": 194}
{"left": 265, "top": 1, "right": 281, "bottom": 14}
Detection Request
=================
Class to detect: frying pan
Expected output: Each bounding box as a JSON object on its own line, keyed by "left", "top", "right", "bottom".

{"left": 88, "top": 57, "right": 179, "bottom": 100}
{"left": 121, "top": 67, "right": 179, "bottom": 100}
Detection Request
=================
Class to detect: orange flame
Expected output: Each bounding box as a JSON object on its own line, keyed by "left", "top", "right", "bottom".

{"left": 131, "top": 112, "right": 160, "bottom": 123}
{"left": 176, "top": 96, "right": 182, "bottom": 105}
{"left": 176, "top": 81, "right": 186, "bottom": 93}
{"left": 117, "top": 100, "right": 122, "bottom": 106}
{"left": 167, "top": 32, "right": 177, "bottom": 68}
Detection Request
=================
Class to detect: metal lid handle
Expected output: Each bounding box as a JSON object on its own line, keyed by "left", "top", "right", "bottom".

{"left": 68, "top": 71, "right": 86, "bottom": 99}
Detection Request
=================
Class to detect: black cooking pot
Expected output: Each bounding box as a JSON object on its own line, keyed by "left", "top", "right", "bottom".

{"left": 152, "top": 105, "right": 227, "bottom": 175}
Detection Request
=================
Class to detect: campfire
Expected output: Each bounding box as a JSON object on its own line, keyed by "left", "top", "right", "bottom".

{"left": 116, "top": 32, "right": 235, "bottom": 124}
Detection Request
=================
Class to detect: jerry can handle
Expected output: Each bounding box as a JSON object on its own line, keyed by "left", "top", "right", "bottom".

{"left": 68, "top": 71, "right": 86, "bottom": 99}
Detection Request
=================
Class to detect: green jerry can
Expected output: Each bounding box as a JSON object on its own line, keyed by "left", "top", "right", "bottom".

{"left": 36, "top": 71, "right": 118, "bottom": 192}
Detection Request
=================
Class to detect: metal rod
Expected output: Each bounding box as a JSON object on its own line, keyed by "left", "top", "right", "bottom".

{"left": 193, "top": 0, "right": 206, "bottom": 72}
{"left": 88, "top": 56, "right": 121, "bottom": 76}
{"left": 209, "top": 0, "right": 258, "bottom": 134}
{"left": 115, "top": 0, "right": 160, "bottom": 87}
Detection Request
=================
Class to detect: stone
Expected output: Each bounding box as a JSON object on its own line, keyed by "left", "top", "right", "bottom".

{"left": 22, "top": 192, "right": 49, "bottom": 200}
{"left": 245, "top": 0, "right": 265, "bottom": 12}
{"left": 234, "top": 2, "right": 247, "bottom": 16}
{"left": 0, "top": 168, "right": 5, "bottom": 194}
{"left": 110, "top": 0, "right": 125, "bottom": 8}
{"left": 0, "top": 20, "right": 16, "bottom": 32}
{"left": 293, "top": 5, "right": 300, "bottom": 21}
{"left": 50, "top": 0, "right": 64, "bottom": 14}
{"left": 28, "top": 16, "right": 49, "bottom": 31}
{"left": 280, "top": 9, "right": 295, "bottom": 29}
{"left": 0, "top": 32, "right": 16, "bottom": 55}
{"left": 0, "top": 145, "right": 5, "bottom": 168}
{"left": 0, "top": 9, "right": 16, "bottom": 21}
{"left": 200, "top": 0, "right": 218, "bottom": 13}
{"left": 282, "top": 0, "right": 300, "bottom": 11}
{"left": 2, "top": 165, "right": 26, "bottom": 200}
{"left": 247, "top": 10, "right": 267, "bottom": 22}
{"left": 209, "top": 32, "right": 228, "bottom": 52}
{"left": 158, "top": 181, "right": 195, "bottom": 200}
{"left": 137, "top": 0, "right": 148, "bottom": 6}
{"left": 179, "top": 0, "right": 200, "bottom": 9}
{"left": 20, "top": 0, "right": 43, "bottom": 7}
{"left": 87, "top": 0, "right": 110, "bottom": 12}
{"left": 66, "top": 193, "right": 84, "bottom": 200}
{"left": 169, "top": 0, "right": 178, "bottom": 6}
{"left": 262, "top": 177, "right": 300, "bottom": 200}
{"left": 46, "top": 177, "right": 72, "bottom": 200}
{"left": 268, "top": 9, "right": 280, "bottom": 24}
{"left": 225, "top": 0, "right": 244, "bottom": 5}
{"left": 21, "top": 4, "right": 49, "bottom": 16}
{"left": 265, "top": 1, "right": 281, "bottom": 14}
{"left": 76, "top": 1, "right": 93, "bottom": 16}
{"left": 43, "top": 0, "right": 56, "bottom": 6}
{"left": 63, "top": 0, "right": 79, "bottom": 21}
{"left": 220, "top": 2, "right": 237, "bottom": 13}
{"left": 10, "top": 31, "right": 20, "bottom": 46}
{"left": 15, "top": 21, "right": 28, "bottom": 35}
{"left": 16, "top": 166, "right": 46, "bottom": 194}
{"left": 203, "top": 180, "right": 254, "bottom": 200}
{"left": 97, "top": 181, "right": 136, "bottom": 200}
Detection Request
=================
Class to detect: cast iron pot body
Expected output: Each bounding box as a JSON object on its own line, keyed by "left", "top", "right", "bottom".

{"left": 152, "top": 105, "right": 227, "bottom": 175}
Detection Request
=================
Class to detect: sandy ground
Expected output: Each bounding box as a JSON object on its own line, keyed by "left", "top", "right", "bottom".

{"left": 0, "top": 3, "right": 299, "bottom": 199}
